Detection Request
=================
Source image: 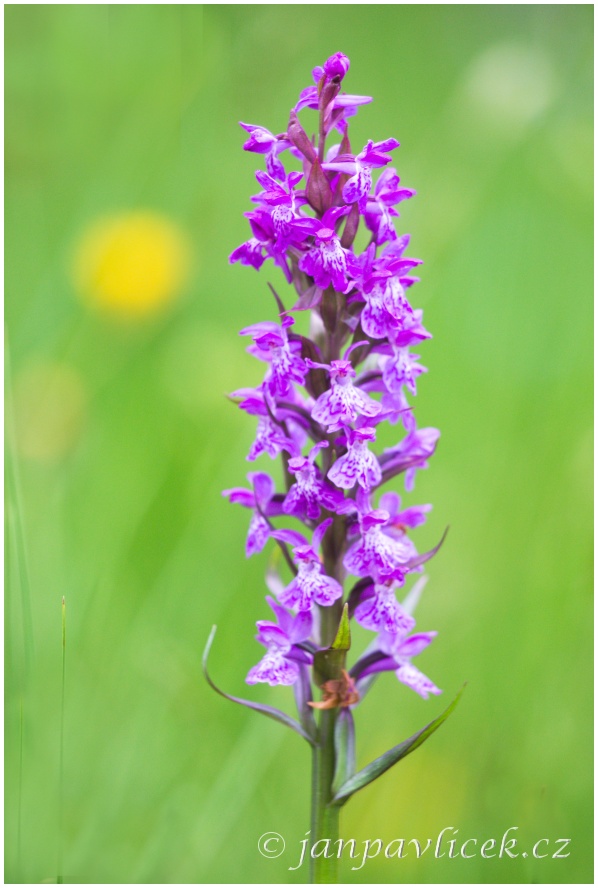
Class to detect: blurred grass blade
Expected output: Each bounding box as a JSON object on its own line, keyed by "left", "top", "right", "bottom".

{"left": 331, "top": 684, "right": 465, "bottom": 806}
{"left": 57, "top": 597, "right": 66, "bottom": 884}
{"left": 5, "top": 337, "right": 35, "bottom": 881}
{"left": 5, "top": 337, "right": 35, "bottom": 681}
{"left": 202, "top": 626, "right": 315, "bottom": 746}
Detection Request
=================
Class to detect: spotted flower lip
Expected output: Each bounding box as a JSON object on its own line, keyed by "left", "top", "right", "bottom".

{"left": 353, "top": 578, "right": 417, "bottom": 635}
{"left": 295, "top": 207, "right": 352, "bottom": 293}
{"left": 306, "top": 358, "right": 381, "bottom": 432}
{"left": 328, "top": 427, "right": 382, "bottom": 491}
{"left": 246, "top": 596, "right": 313, "bottom": 686}
{"left": 343, "top": 505, "right": 415, "bottom": 584}
{"left": 270, "top": 521, "right": 343, "bottom": 612}
{"left": 283, "top": 441, "right": 344, "bottom": 520}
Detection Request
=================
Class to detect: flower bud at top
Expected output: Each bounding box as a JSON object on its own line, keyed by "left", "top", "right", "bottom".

{"left": 323, "top": 52, "right": 350, "bottom": 81}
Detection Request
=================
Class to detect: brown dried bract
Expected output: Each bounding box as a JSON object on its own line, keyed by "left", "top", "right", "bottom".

{"left": 308, "top": 669, "right": 360, "bottom": 710}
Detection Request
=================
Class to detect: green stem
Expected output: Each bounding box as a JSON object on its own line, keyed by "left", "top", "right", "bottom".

{"left": 310, "top": 709, "right": 340, "bottom": 883}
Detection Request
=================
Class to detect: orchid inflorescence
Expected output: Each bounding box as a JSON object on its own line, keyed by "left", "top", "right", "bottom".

{"left": 204, "top": 51, "right": 460, "bottom": 879}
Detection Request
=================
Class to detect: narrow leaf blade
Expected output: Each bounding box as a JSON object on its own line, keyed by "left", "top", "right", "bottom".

{"left": 331, "top": 684, "right": 465, "bottom": 805}
{"left": 405, "top": 527, "right": 449, "bottom": 570}
{"left": 332, "top": 708, "right": 356, "bottom": 794}
{"left": 202, "top": 626, "right": 315, "bottom": 746}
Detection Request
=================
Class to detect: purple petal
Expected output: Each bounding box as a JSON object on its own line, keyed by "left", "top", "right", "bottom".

{"left": 312, "top": 517, "right": 333, "bottom": 550}
{"left": 396, "top": 631, "right": 437, "bottom": 658}
{"left": 270, "top": 527, "right": 309, "bottom": 548}
{"left": 395, "top": 662, "right": 441, "bottom": 699}
{"left": 223, "top": 487, "right": 255, "bottom": 508}
{"left": 249, "top": 471, "right": 275, "bottom": 507}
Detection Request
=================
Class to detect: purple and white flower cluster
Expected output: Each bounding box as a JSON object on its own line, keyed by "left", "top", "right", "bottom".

{"left": 225, "top": 52, "right": 442, "bottom": 708}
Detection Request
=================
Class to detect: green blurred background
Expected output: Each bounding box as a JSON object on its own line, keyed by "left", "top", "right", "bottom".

{"left": 5, "top": 5, "right": 593, "bottom": 884}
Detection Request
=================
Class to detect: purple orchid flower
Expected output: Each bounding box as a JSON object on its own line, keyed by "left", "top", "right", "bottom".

{"left": 364, "top": 167, "right": 416, "bottom": 245}
{"left": 378, "top": 386, "right": 416, "bottom": 432}
{"left": 222, "top": 472, "right": 283, "bottom": 557}
{"left": 353, "top": 576, "right": 417, "bottom": 636}
{"left": 347, "top": 245, "right": 419, "bottom": 341}
{"left": 240, "top": 315, "right": 307, "bottom": 399}
{"left": 379, "top": 345, "right": 427, "bottom": 395}
{"left": 230, "top": 386, "right": 302, "bottom": 461}
{"left": 283, "top": 441, "right": 344, "bottom": 521}
{"left": 312, "top": 51, "right": 351, "bottom": 84}
{"left": 377, "top": 491, "right": 432, "bottom": 535}
{"left": 322, "top": 138, "right": 400, "bottom": 211}
{"left": 343, "top": 505, "right": 415, "bottom": 584}
{"left": 375, "top": 307, "right": 432, "bottom": 351}
{"left": 210, "top": 55, "right": 457, "bottom": 854}
{"left": 252, "top": 170, "right": 305, "bottom": 251}
{"left": 239, "top": 122, "right": 293, "bottom": 181}
{"left": 270, "top": 520, "right": 343, "bottom": 612}
{"left": 229, "top": 236, "right": 267, "bottom": 271}
{"left": 356, "top": 627, "right": 441, "bottom": 700}
{"left": 246, "top": 596, "right": 313, "bottom": 686}
{"left": 295, "top": 206, "right": 352, "bottom": 292}
{"left": 380, "top": 426, "right": 441, "bottom": 490}
{"left": 294, "top": 55, "right": 371, "bottom": 133}
{"left": 328, "top": 427, "right": 382, "bottom": 490}
{"left": 307, "top": 356, "right": 381, "bottom": 433}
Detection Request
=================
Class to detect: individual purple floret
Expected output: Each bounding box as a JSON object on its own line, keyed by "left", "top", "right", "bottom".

{"left": 283, "top": 441, "right": 344, "bottom": 520}
{"left": 357, "top": 627, "right": 442, "bottom": 700}
{"left": 246, "top": 597, "right": 313, "bottom": 686}
{"left": 231, "top": 387, "right": 299, "bottom": 461}
{"left": 377, "top": 491, "right": 432, "bottom": 534}
{"left": 323, "top": 138, "right": 400, "bottom": 211}
{"left": 353, "top": 577, "right": 417, "bottom": 635}
{"left": 364, "top": 168, "right": 416, "bottom": 245}
{"left": 380, "top": 426, "right": 441, "bottom": 490}
{"left": 307, "top": 357, "right": 381, "bottom": 432}
{"left": 295, "top": 207, "right": 352, "bottom": 292}
{"left": 318, "top": 51, "right": 351, "bottom": 82}
{"left": 379, "top": 345, "right": 426, "bottom": 395}
{"left": 229, "top": 236, "right": 267, "bottom": 270}
{"left": 328, "top": 427, "right": 381, "bottom": 490}
{"left": 343, "top": 506, "right": 415, "bottom": 583}
{"left": 222, "top": 472, "right": 283, "bottom": 557}
{"left": 239, "top": 123, "right": 294, "bottom": 181}
{"left": 241, "top": 316, "right": 307, "bottom": 399}
{"left": 271, "top": 521, "right": 343, "bottom": 612}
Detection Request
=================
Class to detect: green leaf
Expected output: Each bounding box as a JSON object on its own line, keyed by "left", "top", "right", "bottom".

{"left": 331, "top": 603, "right": 351, "bottom": 651}
{"left": 313, "top": 604, "right": 352, "bottom": 686}
{"left": 331, "top": 684, "right": 466, "bottom": 806}
{"left": 332, "top": 709, "right": 356, "bottom": 794}
{"left": 202, "top": 626, "right": 315, "bottom": 746}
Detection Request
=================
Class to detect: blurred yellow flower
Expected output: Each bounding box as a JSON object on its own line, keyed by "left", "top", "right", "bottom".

{"left": 72, "top": 211, "right": 192, "bottom": 319}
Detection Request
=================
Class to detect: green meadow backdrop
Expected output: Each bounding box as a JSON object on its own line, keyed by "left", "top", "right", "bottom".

{"left": 5, "top": 5, "right": 592, "bottom": 883}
